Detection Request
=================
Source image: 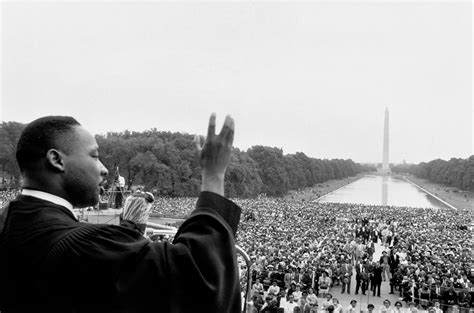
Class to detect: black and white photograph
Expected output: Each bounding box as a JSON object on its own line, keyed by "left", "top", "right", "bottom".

{"left": 0, "top": 1, "right": 472, "bottom": 312}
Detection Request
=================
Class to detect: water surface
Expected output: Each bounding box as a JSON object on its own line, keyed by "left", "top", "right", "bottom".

{"left": 318, "top": 175, "right": 450, "bottom": 209}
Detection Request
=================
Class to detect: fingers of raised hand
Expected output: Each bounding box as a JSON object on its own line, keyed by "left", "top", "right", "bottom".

{"left": 218, "top": 115, "right": 235, "bottom": 147}
{"left": 207, "top": 113, "right": 216, "bottom": 140}
{"left": 193, "top": 134, "right": 202, "bottom": 151}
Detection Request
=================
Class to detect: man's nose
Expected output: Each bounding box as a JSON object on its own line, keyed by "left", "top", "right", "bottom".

{"left": 100, "top": 161, "right": 109, "bottom": 177}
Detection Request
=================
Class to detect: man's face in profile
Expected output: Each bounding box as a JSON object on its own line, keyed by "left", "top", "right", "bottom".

{"left": 62, "top": 126, "right": 107, "bottom": 207}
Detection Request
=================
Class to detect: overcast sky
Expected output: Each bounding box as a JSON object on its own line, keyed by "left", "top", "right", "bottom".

{"left": 1, "top": 1, "right": 472, "bottom": 164}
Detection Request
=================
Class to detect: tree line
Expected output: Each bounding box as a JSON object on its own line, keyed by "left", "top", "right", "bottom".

{"left": 0, "top": 121, "right": 374, "bottom": 197}
{"left": 392, "top": 156, "right": 474, "bottom": 191}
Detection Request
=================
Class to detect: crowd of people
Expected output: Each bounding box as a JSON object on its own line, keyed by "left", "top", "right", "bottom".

{"left": 233, "top": 197, "right": 472, "bottom": 313}
{"left": 0, "top": 190, "right": 472, "bottom": 312}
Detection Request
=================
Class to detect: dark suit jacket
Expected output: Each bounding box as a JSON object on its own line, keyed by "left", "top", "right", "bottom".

{"left": 372, "top": 267, "right": 383, "bottom": 283}
{"left": 341, "top": 263, "right": 353, "bottom": 277}
{"left": 0, "top": 192, "right": 241, "bottom": 313}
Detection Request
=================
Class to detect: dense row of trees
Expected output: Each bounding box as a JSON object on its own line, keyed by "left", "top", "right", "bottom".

{"left": 0, "top": 121, "right": 373, "bottom": 197}
{"left": 95, "top": 130, "right": 372, "bottom": 197}
{"left": 0, "top": 121, "right": 24, "bottom": 184}
{"left": 392, "top": 156, "right": 474, "bottom": 191}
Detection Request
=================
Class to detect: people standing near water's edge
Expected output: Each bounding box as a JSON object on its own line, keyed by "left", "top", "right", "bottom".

{"left": 0, "top": 114, "right": 242, "bottom": 313}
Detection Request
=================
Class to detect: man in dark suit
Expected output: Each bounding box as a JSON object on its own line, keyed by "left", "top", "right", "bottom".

{"left": 371, "top": 263, "right": 383, "bottom": 297}
{"left": 341, "top": 260, "right": 353, "bottom": 294}
{"left": 0, "top": 114, "right": 241, "bottom": 313}
{"left": 355, "top": 260, "right": 368, "bottom": 295}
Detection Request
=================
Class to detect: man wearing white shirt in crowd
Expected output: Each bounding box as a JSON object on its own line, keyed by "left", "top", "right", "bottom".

{"left": 292, "top": 285, "right": 302, "bottom": 302}
{"left": 432, "top": 300, "right": 442, "bottom": 313}
{"left": 332, "top": 298, "right": 343, "bottom": 313}
{"left": 306, "top": 288, "right": 317, "bottom": 306}
{"left": 267, "top": 281, "right": 280, "bottom": 296}
{"left": 280, "top": 294, "right": 297, "bottom": 313}
{"left": 321, "top": 293, "right": 333, "bottom": 310}
{"left": 379, "top": 299, "right": 393, "bottom": 313}
{"left": 344, "top": 300, "right": 358, "bottom": 313}
{"left": 392, "top": 301, "right": 403, "bottom": 313}
{"left": 252, "top": 278, "right": 264, "bottom": 296}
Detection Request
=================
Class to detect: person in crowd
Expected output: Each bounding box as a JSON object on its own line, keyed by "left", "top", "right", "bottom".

{"left": 418, "top": 283, "right": 431, "bottom": 309}
{"left": 431, "top": 301, "right": 442, "bottom": 313}
{"left": 345, "top": 300, "right": 358, "bottom": 313}
{"left": 332, "top": 263, "right": 343, "bottom": 286}
{"left": 281, "top": 294, "right": 298, "bottom": 313}
{"left": 407, "top": 302, "right": 418, "bottom": 313}
{"left": 303, "top": 301, "right": 318, "bottom": 313}
{"left": 392, "top": 302, "right": 403, "bottom": 313}
{"left": 355, "top": 258, "right": 368, "bottom": 295}
{"left": 306, "top": 288, "right": 317, "bottom": 307}
{"left": 292, "top": 285, "right": 302, "bottom": 302}
{"left": 367, "top": 304, "right": 375, "bottom": 313}
{"left": 457, "top": 288, "right": 472, "bottom": 313}
{"left": 0, "top": 114, "right": 241, "bottom": 313}
{"left": 287, "top": 282, "right": 297, "bottom": 300}
{"left": 269, "top": 281, "right": 281, "bottom": 296}
{"left": 297, "top": 291, "right": 308, "bottom": 311}
{"left": 261, "top": 295, "right": 274, "bottom": 312}
{"left": 380, "top": 251, "right": 391, "bottom": 281}
{"left": 443, "top": 285, "right": 458, "bottom": 310}
{"left": 341, "top": 260, "right": 353, "bottom": 294}
{"left": 252, "top": 293, "right": 265, "bottom": 313}
{"left": 430, "top": 279, "right": 443, "bottom": 303}
{"left": 284, "top": 269, "right": 293, "bottom": 289}
{"left": 321, "top": 293, "right": 333, "bottom": 310}
{"left": 379, "top": 299, "right": 393, "bottom": 313}
{"left": 319, "top": 271, "right": 331, "bottom": 293}
{"left": 262, "top": 298, "right": 279, "bottom": 313}
{"left": 371, "top": 262, "right": 383, "bottom": 297}
{"left": 332, "top": 298, "right": 343, "bottom": 313}
{"left": 252, "top": 278, "right": 264, "bottom": 297}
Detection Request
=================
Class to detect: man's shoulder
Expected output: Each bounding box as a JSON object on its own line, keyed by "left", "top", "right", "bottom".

{"left": 6, "top": 195, "right": 78, "bottom": 228}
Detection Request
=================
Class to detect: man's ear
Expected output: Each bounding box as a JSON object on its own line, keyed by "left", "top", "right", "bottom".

{"left": 46, "top": 149, "right": 65, "bottom": 172}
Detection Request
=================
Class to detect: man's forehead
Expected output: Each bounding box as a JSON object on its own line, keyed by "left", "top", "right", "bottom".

{"left": 64, "top": 125, "right": 98, "bottom": 150}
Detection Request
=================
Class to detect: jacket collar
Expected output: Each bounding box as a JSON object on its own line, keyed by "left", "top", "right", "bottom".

{"left": 21, "top": 189, "right": 78, "bottom": 221}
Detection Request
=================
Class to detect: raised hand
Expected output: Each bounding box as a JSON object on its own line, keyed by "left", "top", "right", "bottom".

{"left": 194, "top": 113, "right": 235, "bottom": 196}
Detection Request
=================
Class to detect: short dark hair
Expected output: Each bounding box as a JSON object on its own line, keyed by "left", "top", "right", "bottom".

{"left": 16, "top": 116, "right": 80, "bottom": 172}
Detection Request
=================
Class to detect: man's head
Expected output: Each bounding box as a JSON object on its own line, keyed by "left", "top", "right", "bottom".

{"left": 16, "top": 116, "right": 108, "bottom": 207}
{"left": 394, "top": 301, "right": 403, "bottom": 309}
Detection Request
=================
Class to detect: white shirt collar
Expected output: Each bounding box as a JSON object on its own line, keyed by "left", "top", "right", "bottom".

{"left": 21, "top": 189, "right": 78, "bottom": 221}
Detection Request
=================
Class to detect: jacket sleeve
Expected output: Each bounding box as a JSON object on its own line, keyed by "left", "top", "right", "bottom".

{"left": 43, "top": 191, "right": 242, "bottom": 313}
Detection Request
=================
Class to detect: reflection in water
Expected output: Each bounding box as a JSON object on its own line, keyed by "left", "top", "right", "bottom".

{"left": 382, "top": 175, "right": 388, "bottom": 206}
{"left": 319, "top": 175, "right": 450, "bottom": 209}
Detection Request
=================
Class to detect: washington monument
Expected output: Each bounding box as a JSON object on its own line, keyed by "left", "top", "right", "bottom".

{"left": 382, "top": 107, "right": 390, "bottom": 172}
